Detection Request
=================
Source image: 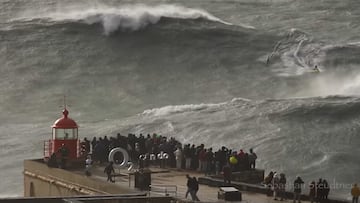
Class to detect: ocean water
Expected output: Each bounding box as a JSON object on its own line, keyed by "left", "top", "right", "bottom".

{"left": 1, "top": 0, "right": 360, "bottom": 199}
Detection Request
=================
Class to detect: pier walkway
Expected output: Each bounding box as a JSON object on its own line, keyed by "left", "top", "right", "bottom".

{"left": 77, "top": 164, "right": 312, "bottom": 203}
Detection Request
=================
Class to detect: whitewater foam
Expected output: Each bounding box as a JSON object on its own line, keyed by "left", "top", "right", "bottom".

{"left": 322, "top": 41, "right": 360, "bottom": 51}
{"left": 268, "top": 28, "right": 330, "bottom": 77}
{"left": 301, "top": 154, "right": 329, "bottom": 170}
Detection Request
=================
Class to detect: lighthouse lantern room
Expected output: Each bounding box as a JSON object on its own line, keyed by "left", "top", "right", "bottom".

{"left": 44, "top": 107, "right": 81, "bottom": 161}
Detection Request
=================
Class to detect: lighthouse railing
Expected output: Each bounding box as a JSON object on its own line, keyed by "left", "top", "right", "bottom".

{"left": 76, "top": 139, "right": 81, "bottom": 158}
{"left": 43, "top": 140, "right": 52, "bottom": 158}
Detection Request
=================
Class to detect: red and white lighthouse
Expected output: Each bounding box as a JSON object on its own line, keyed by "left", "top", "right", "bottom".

{"left": 44, "top": 108, "right": 81, "bottom": 161}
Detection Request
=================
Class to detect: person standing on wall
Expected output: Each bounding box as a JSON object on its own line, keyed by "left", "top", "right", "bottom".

{"left": 248, "top": 148, "right": 257, "bottom": 169}
{"left": 174, "top": 147, "right": 183, "bottom": 170}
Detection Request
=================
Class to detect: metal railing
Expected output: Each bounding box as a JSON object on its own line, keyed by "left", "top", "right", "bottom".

{"left": 76, "top": 139, "right": 81, "bottom": 158}
{"left": 43, "top": 140, "right": 52, "bottom": 158}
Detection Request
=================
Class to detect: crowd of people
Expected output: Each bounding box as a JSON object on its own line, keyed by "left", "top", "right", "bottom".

{"left": 78, "top": 132, "right": 258, "bottom": 201}
{"left": 263, "top": 171, "right": 334, "bottom": 203}
{"left": 80, "top": 133, "right": 258, "bottom": 177}
{"left": 47, "top": 143, "right": 69, "bottom": 169}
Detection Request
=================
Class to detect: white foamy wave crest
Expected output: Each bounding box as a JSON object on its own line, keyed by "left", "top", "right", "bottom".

{"left": 142, "top": 97, "right": 252, "bottom": 117}
{"left": 141, "top": 97, "right": 253, "bottom": 117}
{"left": 16, "top": 4, "right": 232, "bottom": 35}
{"left": 142, "top": 102, "right": 226, "bottom": 117}
{"left": 230, "top": 97, "right": 251, "bottom": 102}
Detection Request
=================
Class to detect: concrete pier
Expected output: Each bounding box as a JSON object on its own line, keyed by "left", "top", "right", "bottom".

{"left": 21, "top": 159, "right": 348, "bottom": 203}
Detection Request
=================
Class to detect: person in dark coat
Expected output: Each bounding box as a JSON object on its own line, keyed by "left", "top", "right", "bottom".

{"left": 58, "top": 144, "right": 69, "bottom": 169}
{"left": 279, "top": 173, "right": 287, "bottom": 201}
{"left": 248, "top": 148, "right": 257, "bottom": 169}
{"left": 293, "top": 176, "right": 304, "bottom": 203}
{"left": 47, "top": 153, "right": 58, "bottom": 168}
{"left": 323, "top": 179, "right": 330, "bottom": 200}
{"left": 316, "top": 178, "right": 324, "bottom": 202}
{"left": 185, "top": 174, "right": 192, "bottom": 198}
{"left": 191, "top": 177, "right": 200, "bottom": 201}
{"left": 309, "top": 181, "right": 316, "bottom": 203}
{"left": 104, "top": 161, "right": 115, "bottom": 183}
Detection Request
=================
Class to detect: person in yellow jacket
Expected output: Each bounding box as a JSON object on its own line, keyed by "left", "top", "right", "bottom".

{"left": 351, "top": 183, "right": 360, "bottom": 203}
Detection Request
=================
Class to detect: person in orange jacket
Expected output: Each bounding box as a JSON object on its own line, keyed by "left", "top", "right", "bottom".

{"left": 351, "top": 183, "right": 360, "bottom": 203}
